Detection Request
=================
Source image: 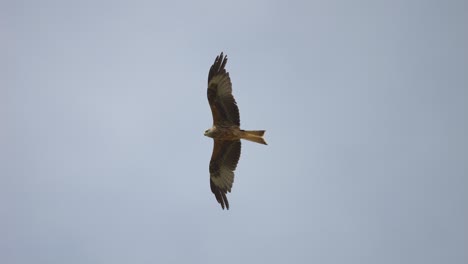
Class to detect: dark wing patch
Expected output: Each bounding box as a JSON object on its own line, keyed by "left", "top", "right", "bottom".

{"left": 209, "top": 139, "right": 241, "bottom": 210}
{"left": 207, "top": 52, "right": 240, "bottom": 126}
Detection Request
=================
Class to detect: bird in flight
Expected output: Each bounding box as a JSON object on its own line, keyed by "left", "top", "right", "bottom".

{"left": 204, "top": 52, "right": 267, "bottom": 210}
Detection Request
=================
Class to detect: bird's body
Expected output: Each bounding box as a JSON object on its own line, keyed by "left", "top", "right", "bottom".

{"left": 205, "top": 126, "right": 266, "bottom": 144}
{"left": 205, "top": 52, "right": 267, "bottom": 210}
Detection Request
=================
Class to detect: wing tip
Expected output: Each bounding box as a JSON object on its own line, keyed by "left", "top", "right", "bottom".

{"left": 215, "top": 191, "right": 230, "bottom": 210}
{"left": 210, "top": 178, "right": 230, "bottom": 210}
{"left": 215, "top": 52, "right": 227, "bottom": 65}
{"left": 218, "top": 51, "right": 226, "bottom": 59}
{"left": 208, "top": 52, "right": 228, "bottom": 83}
{"left": 221, "top": 192, "right": 230, "bottom": 210}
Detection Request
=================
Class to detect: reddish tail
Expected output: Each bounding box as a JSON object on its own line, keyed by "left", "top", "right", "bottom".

{"left": 241, "top": 130, "right": 267, "bottom": 145}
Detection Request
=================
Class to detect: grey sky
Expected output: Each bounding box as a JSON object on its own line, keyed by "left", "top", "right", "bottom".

{"left": 2, "top": 0, "right": 467, "bottom": 263}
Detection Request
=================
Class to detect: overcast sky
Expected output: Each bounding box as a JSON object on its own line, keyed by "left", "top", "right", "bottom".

{"left": 2, "top": 1, "right": 467, "bottom": 263}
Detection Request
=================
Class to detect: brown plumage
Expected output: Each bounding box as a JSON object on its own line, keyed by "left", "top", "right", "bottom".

{"left": 204, "top": 52, "right": 267, "bottom": 210}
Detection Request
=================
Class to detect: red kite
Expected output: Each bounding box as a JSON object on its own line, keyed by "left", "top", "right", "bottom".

{"left": 204, "top": 52, "right": 267, "bottom": 210}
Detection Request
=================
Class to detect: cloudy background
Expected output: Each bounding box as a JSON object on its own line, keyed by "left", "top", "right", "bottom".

{"left": 2, "top": 0, "right": 467, "bottom": 263}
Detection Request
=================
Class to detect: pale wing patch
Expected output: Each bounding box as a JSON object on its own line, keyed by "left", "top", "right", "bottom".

{"left": 211, "top": 167, "right": 234, "bottom": 192}
{"left": 209, "top": 74, "right": 232, "bottom": 98}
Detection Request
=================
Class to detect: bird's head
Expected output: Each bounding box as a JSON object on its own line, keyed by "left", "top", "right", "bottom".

{"left": 204, "top": 127, "right": 214, "bottom": 137}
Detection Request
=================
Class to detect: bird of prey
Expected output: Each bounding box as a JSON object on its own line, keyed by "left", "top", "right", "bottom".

{"left": 204, "top": 52, "right": 267, "bottom": 210}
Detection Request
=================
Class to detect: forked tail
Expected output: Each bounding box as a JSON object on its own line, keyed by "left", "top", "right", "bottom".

{"left": 241, "top": 130, "right": 267, "bottom": 145}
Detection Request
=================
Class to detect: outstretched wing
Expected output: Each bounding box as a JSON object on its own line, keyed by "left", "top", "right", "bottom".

{"left": 209, "top": 139, "right": 241, "bottom": 210}
{"left": 207, "top": 52, "right": 240, "bottom": 126}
